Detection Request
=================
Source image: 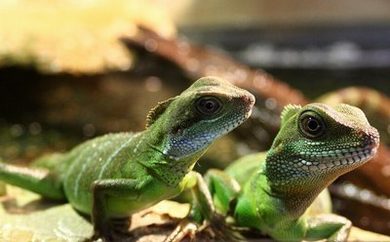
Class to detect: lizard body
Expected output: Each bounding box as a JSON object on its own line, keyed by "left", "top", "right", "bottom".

{"left": 0, "top": 76, "right": 255, "bottom": 241}
{"left": 185, "top": 103, "right": 379, "bottom": 241}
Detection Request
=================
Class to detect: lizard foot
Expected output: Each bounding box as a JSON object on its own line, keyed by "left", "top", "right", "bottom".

{"left": 164, "top": 214, "right": 243, "bottom": 242}
{"left": 208, "top": 215, "right": 246, "bottom": 242}
{"left": 164, "top": 219, "right": 199, "bottom": 242}
{"left": 91, "top": 217, "right": 132, "bottom": 242}
{"left": 111, "top": 217, "right": 132, "bottom": 235}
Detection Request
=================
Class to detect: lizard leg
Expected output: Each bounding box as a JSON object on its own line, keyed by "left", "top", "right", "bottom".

{"left": 165, "top": 172, "right": 214, "bottom": 242}
{"left": 91, "top": 178, "right": 143, "bottom": 242}
{"left": 204, "top": 169, "right": 241, "bottom": 216}
{"left": 166, "top": 171, "right": 240, "bottom": 242}
{"left": 190, "top": 171, "right": 216, "bottom": 221}
{"left": 0, "top": 162, "right": 65, "bottom": 200}
{"left": 305, "top": 213, "right": 352, "bottom": 242}
{"left": 203, "top": 169, "right": 244, "bottom": 240}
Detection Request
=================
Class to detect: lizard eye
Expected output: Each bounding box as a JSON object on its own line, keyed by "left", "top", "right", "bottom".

{"left": 299, "top": 111, "right": 325, "bottom": 138}
{"left": 195, "top": 96, "right": 222, "bottom": 115}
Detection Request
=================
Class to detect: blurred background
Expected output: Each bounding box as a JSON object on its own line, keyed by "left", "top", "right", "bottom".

{"left": 176, "top": 0, "right": 390, "bottom": 96}
{"left": 0, "top": 0, "right": 389, "bottom": 238}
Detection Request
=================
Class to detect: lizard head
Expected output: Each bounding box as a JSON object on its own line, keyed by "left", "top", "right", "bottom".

{"left": 266, "top": 103, "right": 379, "bottom": 197}
{"left": 146, "top": 76, "right": 255, "bottom": 160}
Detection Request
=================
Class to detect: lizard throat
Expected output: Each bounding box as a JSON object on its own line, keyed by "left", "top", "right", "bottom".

{"left": 139, "top": 143, "right": 204, "bottom": 187}
{"left": 147, "top": 157, "right": 199, "bottom": 187}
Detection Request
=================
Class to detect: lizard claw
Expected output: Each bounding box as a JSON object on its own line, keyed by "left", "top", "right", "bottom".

{"left": 164, "top": 219, "right": 199, "bottom": 242}
{"left": 165, "top": 214, "right": 245, "bottom": 242}
{"left": 208, "top": 214, "right": 246, "bottom": 242}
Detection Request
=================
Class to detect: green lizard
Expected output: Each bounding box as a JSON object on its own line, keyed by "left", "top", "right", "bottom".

{"left": 172, "top": 103, "right": 379, "bottom": 241}
{"left": 0, "top": 76, "right": 255, "bottom": 241}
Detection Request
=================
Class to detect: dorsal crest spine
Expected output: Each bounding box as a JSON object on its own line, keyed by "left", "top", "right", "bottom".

{"left": 146, "top": 97, "right": 176, "bottom": 128}
{"left": 280, "top": 104, "right": 301, "bottom": 125}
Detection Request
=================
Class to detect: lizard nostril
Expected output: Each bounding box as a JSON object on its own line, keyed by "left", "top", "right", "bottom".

{"left": 241, "top": 94, "right": 256, "bottom": 107}
{"left": 360, "top": 128, "right": 380, "bottom": 148}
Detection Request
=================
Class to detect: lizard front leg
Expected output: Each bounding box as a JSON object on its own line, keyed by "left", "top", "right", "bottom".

{"left": 165, "top": 171, "right": 216, "bottom": 242}
{"left": 305, "top": 214, "right": 352, "bottom": 242}
{"left": 91, "top": 178, "right": 149, "bottom": 242}
{"left": 204, "top": 169, "right": 241, "bottom": 216}
{"left": 179, "top": 169, "right": 240, "bottom": 222}
{"left": 165, "top": 172, "right": 214, "bottom": 242}
{"left": 166, "top": 171, "right": 240, "bottom": 242}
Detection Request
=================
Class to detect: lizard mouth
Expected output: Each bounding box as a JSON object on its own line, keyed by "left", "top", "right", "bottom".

{"left": 300, "top": 144, "right": 378, "bottom": 172}
{"left": 330, "top": 145, "right": 377, "bottom": 166}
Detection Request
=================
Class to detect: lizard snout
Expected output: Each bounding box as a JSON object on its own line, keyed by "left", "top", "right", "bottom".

{"left": 237, "top": 92, "right": 255, "bottom": 115}
{"left": 242, "top": 92, "right": 256, "bottom": 107}
{"left": 360, "top": 126, "right": 380, "bottom": 150}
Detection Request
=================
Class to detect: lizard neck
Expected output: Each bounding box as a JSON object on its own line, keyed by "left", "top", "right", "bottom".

{"left": 264, "top": 154, "right": 334, "bottom": 218}
{"left": 133, "top": 127, "right": 205, "bottom": 187}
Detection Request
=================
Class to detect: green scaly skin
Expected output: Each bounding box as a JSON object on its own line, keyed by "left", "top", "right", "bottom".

{"left": 187, "top": 103, "right": 380, "bottom": 241}
{"left": 0, "top": 76, "right": 255, "bottom": 241}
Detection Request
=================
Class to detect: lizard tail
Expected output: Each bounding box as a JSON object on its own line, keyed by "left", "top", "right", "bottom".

{"left": 0, "top": 161, "right": 65, "bottom": 200}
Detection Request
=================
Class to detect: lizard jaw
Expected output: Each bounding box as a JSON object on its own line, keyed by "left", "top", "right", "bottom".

{"left": 299, "top": 144, "right": 378, "bottom": 172}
